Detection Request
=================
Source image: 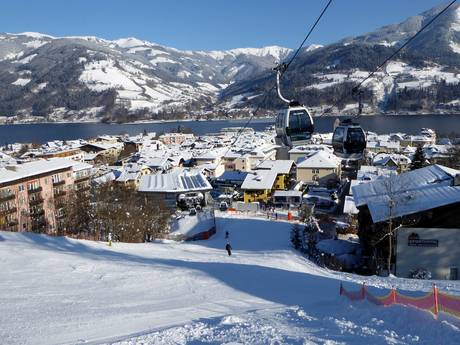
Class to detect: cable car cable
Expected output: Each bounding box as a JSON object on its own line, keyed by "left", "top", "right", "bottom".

{"left": 216, "top": 0, "right": 334, "bottom": 166}
{"left": 322, "top": 0, "right": 457, "bottom": 118}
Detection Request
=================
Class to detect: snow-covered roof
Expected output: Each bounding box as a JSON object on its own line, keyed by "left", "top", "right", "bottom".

{"left": 0, "top": 159, "right": 74, "bottom": 185}
{"left": 352, "top": 165, "right": 460, "bottom": 223}
{"left": 256, "top": 160, "right": 294, "bottom": 174}
{"left": 356, "top": 165, "right": 396, "bottom": 181}
{"left": 297, "top": 151, "right": 340, "bottom": 169}
{"left": 81, "top": 142, "right": 119, "bottom": 151}
{"left": 273, "top": 190, "right": 302, "bottom": 197}
{"left": 373, "top": 153, "right": 411, "bottom": 166}
{"left": 139, "top": 169, "right": 212, "bottom": 193}
{"left": 343, "top": 196, "right": 359, "bottom": 215}
{"left": 70, "top": 161, "right": 93, "bottom": 172}
{"left": 216, "top": 170, "right": 249, "bottom": 182}
{"left": 241, "top": 170, "right": 278, "bottom": 190}
{"left": 288, "top": 144, "right": 332, "bottom": 154}
{"left": 116, "top": 171, "right": 140, "bottom": 183}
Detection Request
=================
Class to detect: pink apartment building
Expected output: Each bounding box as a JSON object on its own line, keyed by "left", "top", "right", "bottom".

{"left": 0, "top": 159, "right": 76, "bottom": 233}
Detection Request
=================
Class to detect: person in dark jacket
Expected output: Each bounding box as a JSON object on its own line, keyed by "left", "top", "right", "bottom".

{"left": 225, "top": 243, "right": 232, "bottom": 256}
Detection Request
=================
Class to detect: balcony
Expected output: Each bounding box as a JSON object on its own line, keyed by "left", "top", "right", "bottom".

{"left": 29, "top": 197, "right": 44, "bottom": 206}
{"left": 75, "top": 175, "right": 90, "bottom": 183}
{"left": 77, "top": 186, "right": 91, "bottom": 193}
{"left": 28, "top": 186, "right": 42, "bottom": 194}
{"left": 0, "top": 207, "right": 17, "bottom": 216}
{"left": 8, "top": 220, "right": 18, "bottom": 227}
{"left": 53, "top": 180, "right": 66, "bottom": 187}
{"left": 30, "top": 209, "right": 45, "bottom": 217}
{"left": 54, "top": 190, "right": 67, "bottom": 198}
{"left": 0, "top": 193, "right": 15, "bottom": 203}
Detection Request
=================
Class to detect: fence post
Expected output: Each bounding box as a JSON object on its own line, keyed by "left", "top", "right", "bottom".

{"left": 391, "top": 287, "right": 396, "bottom": 304}
{"left": 339, "top": 283, "right": 343, "bottom": 296}
{"left": 433, "top": 284, "right": 439, "bottom": 318}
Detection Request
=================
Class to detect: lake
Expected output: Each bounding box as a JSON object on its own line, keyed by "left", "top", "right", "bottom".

{"left": 1, "top": 114, "right": 460, "bottom": 144}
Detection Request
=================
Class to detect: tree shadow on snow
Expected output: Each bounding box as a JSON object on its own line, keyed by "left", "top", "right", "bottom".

{"left": 15, "top": 231, "right": 342, "bottom": 307}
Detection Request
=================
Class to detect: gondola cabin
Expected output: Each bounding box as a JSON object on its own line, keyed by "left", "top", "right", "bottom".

{"left": 275, "top": 102, "right": 314, "bottom": 148}
{"left": 332, "top": 120, "right": 366, "bottom": 160}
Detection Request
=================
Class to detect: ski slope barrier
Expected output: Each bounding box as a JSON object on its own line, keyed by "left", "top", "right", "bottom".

{"left": 340, "top": 283, "right": 460, "bottom": 319}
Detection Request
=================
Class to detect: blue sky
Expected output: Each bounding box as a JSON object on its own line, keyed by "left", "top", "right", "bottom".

{"left": 1, "top": 0, "right": 448, "bottom": 50}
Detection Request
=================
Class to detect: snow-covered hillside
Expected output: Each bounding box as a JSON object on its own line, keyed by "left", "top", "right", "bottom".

{"left": 0, "top": 32, "right": 293, "bottom": 120}
{"left": 1, "top": 214, "right": 459, "bottom": 345}
{"left": 222, "top": 3, "right": 460, "bottom": 115}
{"left": 2, "top": 2, "right": 460, "bottom": 121}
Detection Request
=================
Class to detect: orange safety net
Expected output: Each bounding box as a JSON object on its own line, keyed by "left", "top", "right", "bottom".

{"left": 339, "top": 283, "right": 460, "bottom": 320}
{"left": 438, "top": 292, "right": 460, "bottom": 318}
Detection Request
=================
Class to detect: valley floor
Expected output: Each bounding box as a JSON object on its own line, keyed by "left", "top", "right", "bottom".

{"left": 1, "top": 214, "right": 459, "bottom": 345}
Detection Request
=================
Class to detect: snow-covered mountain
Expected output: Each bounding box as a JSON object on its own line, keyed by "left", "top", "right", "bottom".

{"left": 0, "top": 32, "right": 292, "bottom": 121}
{"left": 222, "top": 3, "right": 460, "bottom": 115}
{"left": 1, "top": 3, "right": 460, "bottom": 122}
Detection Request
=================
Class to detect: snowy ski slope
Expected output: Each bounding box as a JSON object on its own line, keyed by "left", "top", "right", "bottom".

{"left": 1, "top": 214, "right": 459, "bottom": 344}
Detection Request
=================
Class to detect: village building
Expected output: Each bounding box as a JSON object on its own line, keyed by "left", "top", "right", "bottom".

{"left": 159, "top": 133, "right": 194, "bottom": 145}
{"left": 213, "top": 170, "right": 249, "bottom": 190}
{"left": 366, "top": 140, "right": 400, "bottom": 154}
{"left": 138, "top": 168, "right": 212, "bottom": 208}
{"left": 272, "top": 190, "right": 302, "bottom": 208}
{"left": 0, "top": 159, "right": 77, "bottom": 233}
{"left": 352, "top": 164, "right": 460, "bottom": 274}
{"left": 396, "top": 227, "right": 460, "bottom": 280}
{"left": 241, "top": 169, "right": 278, "bottom": 203}
{"left": 71, "top": 161, "right": 93, "bottom": 193}
{"left": 255, "top": 160, "right": 296, "bottom": 190}
{"left": 222, "top": 144, "right": 278, "bottom": 172}
{"left": 115, "top": 163, "right": 153, "bottom": 188}
{"left": 296, "top": 151, "right": 341, "bottom": 186}
{"left": 288, "top": 144, "right": 333, "bottom": 163}
{"left": 372, "top": 153, "right": 412, "bottom": 172}
{"left": 80, "top": 143, "right": 123, "bottom": 164}
{"left": 240, "top": 160, "right": 295, "bottom": 203}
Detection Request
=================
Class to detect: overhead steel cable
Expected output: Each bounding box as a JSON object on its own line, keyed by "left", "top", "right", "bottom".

{"left": 323, "top": 0, "right": 457, "bottom": 118}
{"left": 283, "top": 0, "right": 333, "bottom": 73}
{"left": 217, "top": 0, "right": 334, "bottom": 164}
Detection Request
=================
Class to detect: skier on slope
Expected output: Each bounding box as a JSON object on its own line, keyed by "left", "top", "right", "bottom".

{"left": 225, "top": 243, "right": 232, "bottom": 256}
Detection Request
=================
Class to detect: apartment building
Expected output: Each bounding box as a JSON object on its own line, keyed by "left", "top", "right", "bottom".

{"left": 0, "top": 159, "right": 76, "bottom": 233}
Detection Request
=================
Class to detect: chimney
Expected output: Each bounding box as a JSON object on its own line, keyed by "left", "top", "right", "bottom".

{"left": 455, "top": 173, "right": 460, "bottom": 186}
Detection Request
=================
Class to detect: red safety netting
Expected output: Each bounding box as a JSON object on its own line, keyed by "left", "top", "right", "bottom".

{"left": 340, "top": 283, "right": 460, "bottom": 320}
{"left": 438, "top": 292, "right": 460, "bottom": 318}
{"left": 394, "top": 291, "right": 435, "bottom": 311}
{"left": 366, "top": 289, "right": 395, "bottom": 306}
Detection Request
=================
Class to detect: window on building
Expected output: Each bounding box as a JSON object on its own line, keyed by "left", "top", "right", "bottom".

{"left": 18, "top": 185, "right": 24, "bottom": 192}
{"left": 27, "top": 181, "right": 40, "bottom": 191}
{"left": 52, "top": 175, "right": 61, "bottom": 184}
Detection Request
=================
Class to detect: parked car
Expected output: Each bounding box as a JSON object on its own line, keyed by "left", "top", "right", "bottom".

{"left": 219, "top": 201, "right": 228, "bottom": 211}
{"left": 303, "top": 194, "right": 338, "bottom": 210}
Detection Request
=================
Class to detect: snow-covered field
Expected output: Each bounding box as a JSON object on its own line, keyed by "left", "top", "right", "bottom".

{"left": 1, "top": 214, "right": 459, "bottom": 345}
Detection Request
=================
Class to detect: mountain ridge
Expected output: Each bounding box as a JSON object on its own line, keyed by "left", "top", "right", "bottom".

{"left": 1, "top": 3, "right": 460, "bottom": 123}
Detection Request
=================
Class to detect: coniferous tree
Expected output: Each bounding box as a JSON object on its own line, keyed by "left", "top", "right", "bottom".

{"left": 290, "top": 224, "right": 302, "bottom": 250}
{"left": 409, "top": 145, "right": 428, "bottom": 170}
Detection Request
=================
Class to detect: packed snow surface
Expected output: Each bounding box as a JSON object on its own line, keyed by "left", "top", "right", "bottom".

{"left": 1, "top": 214, "right": 459, "bottom": 345}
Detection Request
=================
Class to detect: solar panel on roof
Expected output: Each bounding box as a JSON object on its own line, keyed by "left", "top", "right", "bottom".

{"left": 180, "top": 176, "right": 186, "bottom": 189}
{"left": 190, "top": 175, "right": 200, "bottom": 188}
